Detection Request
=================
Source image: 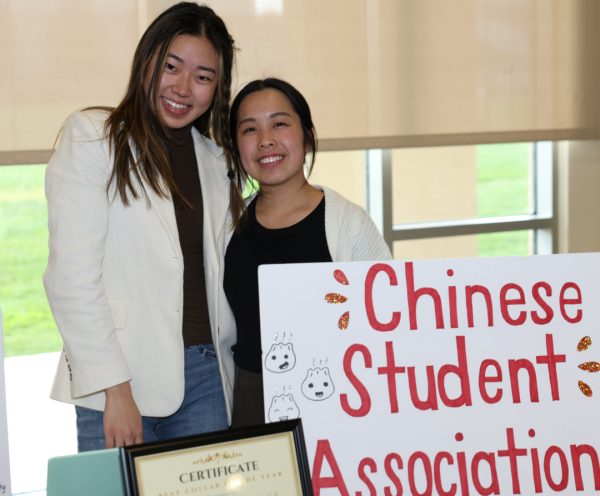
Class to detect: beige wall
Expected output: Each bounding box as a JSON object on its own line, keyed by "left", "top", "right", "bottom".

{"left": 0, "top": 0, "right": 138, "bottom": 153}
{"left": 3, "top": 0, "right": 600, "bottom": 156}
{"left": 112, "top": 0, "right": 600, "bottom": 145}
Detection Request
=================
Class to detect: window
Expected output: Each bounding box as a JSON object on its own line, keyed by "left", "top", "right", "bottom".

{"left": 0, "top": 143, "right": 556, "bottom": 357}
{"left": 0, "top": 164, "right": 60, "bottom": 357}
{"left": 312, "top": 142, "right": 555, "bottom": 259}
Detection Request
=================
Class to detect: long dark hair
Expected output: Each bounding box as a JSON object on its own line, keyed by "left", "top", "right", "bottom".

{"left": 228, "top": 78, "right": 318, "bottom": 232}
{"left": 93, "top": 2, "right": 236, "bottom": 208}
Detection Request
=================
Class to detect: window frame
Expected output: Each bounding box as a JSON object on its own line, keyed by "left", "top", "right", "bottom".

{"left": 365, "top": 142, "right": 557, "bottom": 256}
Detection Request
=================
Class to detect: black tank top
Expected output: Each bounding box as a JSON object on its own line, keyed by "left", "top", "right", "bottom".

{"left": 224, "top": 195, "right": 332, "bottom": 373}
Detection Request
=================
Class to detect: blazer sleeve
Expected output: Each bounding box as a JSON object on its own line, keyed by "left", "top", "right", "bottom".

{"left": 43, "top": 111, "right": 132, "bottom": 399}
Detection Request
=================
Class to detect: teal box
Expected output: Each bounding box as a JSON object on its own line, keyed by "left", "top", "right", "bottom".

{"left": 47, "top": 448, "right": 126, "bottom": 496}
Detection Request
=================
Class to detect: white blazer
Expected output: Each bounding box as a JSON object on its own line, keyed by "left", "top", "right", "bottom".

{"left": 44, "top": 110, "right": 237, "bottom": 421}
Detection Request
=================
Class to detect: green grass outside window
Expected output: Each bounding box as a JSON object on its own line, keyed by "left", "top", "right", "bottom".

{"left": 476, "top": 143, "right": 531, "bottom": 257}
{"left": 0, "top": 165, "right": 61, "bottom": 356}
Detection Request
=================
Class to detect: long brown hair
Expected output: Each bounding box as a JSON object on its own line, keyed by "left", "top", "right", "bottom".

{"left": 228, "top": 78, "right": 318, "bottom": 232}
{"left": 94, "top": 2, "right": 237, "bottom": 209}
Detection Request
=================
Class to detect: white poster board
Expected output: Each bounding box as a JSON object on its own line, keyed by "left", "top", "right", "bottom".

{"left": 259, "top": 254, "right": 600, "bottom": 496}
{"left": 0, "top": 312, "right": 12, "bottom": 495}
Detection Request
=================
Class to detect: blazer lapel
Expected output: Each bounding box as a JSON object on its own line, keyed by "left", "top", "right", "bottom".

{"left": 134, "top": 132, "right": 230, "bottom": 272}
{"left": 131, "top": 132, "right": 229, "bottom": 263}
{"left": 145, "top": 180, "right": 181, "bottom": 247}
{"left": 193, "top": 131, "right": 230, "bottom": 246}
{"left": 144, "top": 180, "right": 182, "bottom": 258}
{"left": 193, "top": 131, "right": 229, "bottom": 341}
{"left": 127, "top": 138, "right": 182, "bottom": 257}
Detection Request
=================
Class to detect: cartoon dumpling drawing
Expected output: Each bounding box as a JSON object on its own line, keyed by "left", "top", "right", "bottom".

{"left": 301, "top": 367, "right": 335, "bottom": 401}
{"left": 267, "top": 394, "right": 301, "bottom": 422}
{"left": 264, "top": 343, "right": 296, "bottom": 373}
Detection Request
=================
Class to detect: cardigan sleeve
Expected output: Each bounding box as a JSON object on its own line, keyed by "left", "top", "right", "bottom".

{"left": 345, "top": 203, "right": 393, "bottom": 261}
{"left": 320, "top": 185, "right": 392, "bottom": 262}
{"left": 43, "top": 111, "right": 132, "bottom": 398}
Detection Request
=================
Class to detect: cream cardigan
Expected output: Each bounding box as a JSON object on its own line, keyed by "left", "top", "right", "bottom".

{"left": 319, "top": 186, "right": 393, "bottom": 262}
{"left": 225, "top": 186, "right": 393, "bottom": 263}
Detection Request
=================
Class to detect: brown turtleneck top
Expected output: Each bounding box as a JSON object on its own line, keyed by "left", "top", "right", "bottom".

{"left": 169, "top": 123, "right": 212, "bottom": 346}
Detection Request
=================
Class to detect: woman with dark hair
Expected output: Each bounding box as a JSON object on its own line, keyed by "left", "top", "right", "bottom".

{"left": 44, "top": 2, "right": 241, "bottom": 451}
{"left": 223, "top": 78, "right": 392, "bottom": 427}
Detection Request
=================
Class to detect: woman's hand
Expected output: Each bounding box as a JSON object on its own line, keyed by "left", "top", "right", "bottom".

{"left": 103, "top": 381, "right": 144, "bottom": 448}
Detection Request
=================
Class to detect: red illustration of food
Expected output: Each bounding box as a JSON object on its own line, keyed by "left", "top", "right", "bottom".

{"left": 325, "top": 293, "right": 348, "bottom": 304}
{"left": 577, "top": 336, "right": 592, "bottom": 352}
{"left": 578, "top": 361, "right": 600, "bottom": 373}
{"left": 579, "top": 380, "right": 593, "bottom": 397}
{"left": 576, "top": 336, "right": 596, "bottom": 396}
{"left": 333, "top": 270, "right": 349, "bottom": 285}
{"left": 338, "top": 311, "right": 349, "bottom": 330}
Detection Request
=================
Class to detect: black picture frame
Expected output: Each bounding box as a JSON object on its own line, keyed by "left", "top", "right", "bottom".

{"left": 120, "top": 419, "right": 314, "bottom": 496}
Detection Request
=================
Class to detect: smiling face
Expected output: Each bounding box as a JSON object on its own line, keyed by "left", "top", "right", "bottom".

{"left": 301, "top": 367, "right": 335, "bottom": 401}
{"left": 144, "top": 34, "right": 219, "bottom": 129}
{"left": 264, "top": 343, "right": 296, "bottom": 373}
{"left": 235, "top": 89, "right": 310, "bottom": 189}
{"left": 268, "top": 394, "right": 301, "bottom": 423}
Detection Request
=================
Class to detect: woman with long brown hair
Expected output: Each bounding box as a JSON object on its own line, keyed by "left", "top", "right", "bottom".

{"left": 44, "top": 2, "right": 241, "bottom": 451}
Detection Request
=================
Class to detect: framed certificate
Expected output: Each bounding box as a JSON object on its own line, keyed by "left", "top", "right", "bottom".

{"left": 120, "top": 419, "right": 313, "bottom": 496}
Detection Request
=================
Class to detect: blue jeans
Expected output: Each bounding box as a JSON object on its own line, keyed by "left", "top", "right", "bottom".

{"left": 76, "top": 344, "right": 228, "bottom": 452}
